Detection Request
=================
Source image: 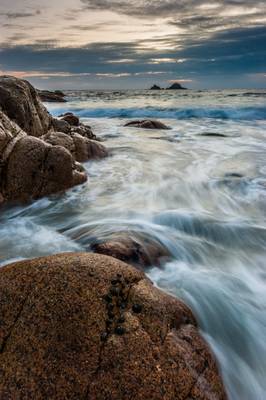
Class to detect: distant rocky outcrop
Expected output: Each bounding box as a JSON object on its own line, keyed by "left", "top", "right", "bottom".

{"left": 150, "top": 84, "right": 161, "bottom": 90}
{"left": 167, "top": 82, "right": 187, "bottom": 90}
{"left": 37, "top": 89, "right": 67, "bottom": 103}
{"left": 0, "top": 252, "right": 227, "bottom": 400}
{"left": 0, "top": 76, "right": 107, "bottom": 205}
{"left": 125, "top": 120, "right": 170, "bottom": 130}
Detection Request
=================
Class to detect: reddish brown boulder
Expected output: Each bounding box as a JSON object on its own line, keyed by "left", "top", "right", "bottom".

{"left": 0, "top": 75, "right": 52, "bottom": 137}
{"left": 92, "top": 233, "right": 170, "bottom": 268}
{"left": 125, "top": 120, "right": 170, "bottom": 130}
{"left": 43, "top": 131, "right": 108, "bottom": 163}
{"left": 0, "top": 252, "right": 227, "bottom": 400}
{"left": 0, "top": 111, "right": 86, "bottom": 204}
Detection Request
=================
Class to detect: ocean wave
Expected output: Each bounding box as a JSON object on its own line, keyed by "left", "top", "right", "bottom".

{"left": 52, "top": 106, "right": 266, "bottom": 120}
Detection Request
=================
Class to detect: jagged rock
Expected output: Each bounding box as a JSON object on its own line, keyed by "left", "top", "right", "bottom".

{"left": 0, "top": 252, "right": 227, "bottom": 400}
{"left": 92, "top": 233, "right": 170, "bottom": 268}
{"left": 125, "top": 120, "right": 170, "bottom": 130}
{"left": 60, "top": 112, "right": 79, "bottom": 126}
{"left": 167, "top": 82, "right": 187, "bottom": 90}
{"left": 43, "top": 131, "right": 108, "bottom": 163}
{"left": 38, "top": 89, "right": 66, "bottom": 103}
{"left": 0, "top": 76, "right": 52, "bottom": 137}
{"left": 71, "top": 124, "right": 98, "bottom": 141}
{"left": 0, "top": 111, "right": 86, "bottom": 204}
{"left": 150, "top": 84, "right": 161, "bottom": 90}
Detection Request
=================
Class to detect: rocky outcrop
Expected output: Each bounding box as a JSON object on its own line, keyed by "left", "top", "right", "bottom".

{"left": 38, "top": 89, "right": 66, "bottom": 103}
{"left": 167, "top": 82, "right": 187, "bottom": 90}
{"left": 43, "top": 131, "right": 108, "bottom": 163}
{"left": 0, "top": 252, "right": 227, "bottom": 400}
{"left": 125, "top": 120, "right": 170, "bottom": 130}
{"left": 91, "top": 233, "right": 170, "bottom": 268}
{"left": 150, "top": 84, "right": 161, "bottom": 90}
{"left": 0, "top": 76, "right": 52, "bottom": 137}
{"left": 0, "top": 76, "right": 109, "bottom": 204}
{"left": 0, "top": 111, "right": 87, "bottom": 203}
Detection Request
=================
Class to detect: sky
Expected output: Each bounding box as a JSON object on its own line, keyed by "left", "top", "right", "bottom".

{"left": 0, "top": 0, "right": 265, "bottom": 89}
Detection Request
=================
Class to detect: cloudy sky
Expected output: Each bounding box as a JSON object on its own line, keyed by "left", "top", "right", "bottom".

{"left": 0, "top": 0, "right": 265, "bottom": 89}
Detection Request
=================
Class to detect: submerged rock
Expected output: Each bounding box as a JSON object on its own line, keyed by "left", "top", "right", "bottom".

{"left": 0, "top": 111, "right": 86, "bottom": 204}
{"left": 91, "top": 233, "right": 170, "bottom": 268}
{"left": 200, "top": 132, "right": 228, "bottom": 138}
{"left": 0, "top": 75, "right": 52, "bottom": 137}
{"left": 0, "top": 252, "right": 227, "bottom": 400}
{"left": 125, "top": 120, "right": 170, "bottom": 130}
{"left": 38, "top": 89, "right": 67, "bottom": 103}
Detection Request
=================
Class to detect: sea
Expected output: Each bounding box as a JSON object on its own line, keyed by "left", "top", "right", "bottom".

{"left": 1, "top": 88, "right": 266, "bottom": 399}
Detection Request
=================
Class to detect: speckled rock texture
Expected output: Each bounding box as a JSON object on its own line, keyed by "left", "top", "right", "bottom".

{"left": 0, "top": 252, "right": 227, "bottom": 400}
{"left": 0, "top": 76, "right": 52, "bottom": 137}
{"left": 91, "top": 233, "right": 170, "bottom": 268}
{"left": 0, "top": 111, "right": 87, "bottom": 203}
{"left": 125, "top": 120, "right": 170, "bottom": 130}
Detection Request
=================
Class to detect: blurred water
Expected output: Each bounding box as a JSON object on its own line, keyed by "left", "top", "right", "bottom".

{"left": 1, "top": 89, "right": 266, "bottom": 399}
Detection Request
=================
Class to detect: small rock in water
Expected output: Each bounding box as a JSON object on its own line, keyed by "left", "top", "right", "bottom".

{"left": 124, "top": 120, "right": 170, "bottom": 130}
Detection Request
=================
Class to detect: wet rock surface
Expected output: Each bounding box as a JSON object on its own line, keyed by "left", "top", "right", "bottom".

{"left": 125, "top": 120, "right": 170, "bottom": 130}
{"left": 0, "top": 76, "right": 52, "bottom": 137}
{"left": 0, "top": 252, "right": 227, "bottom": 400}
{"left": 91, "top": 233, "right": 170, "bottom": 268}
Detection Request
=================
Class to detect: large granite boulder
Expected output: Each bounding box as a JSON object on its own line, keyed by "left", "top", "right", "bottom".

{"left": 0, "top": 76, "right": 52, "bottom": 137}
{"left": 43, "top": 131, "right": 108, "bottom": 162}
{"left": 0, "top": 253, "right": 227, "bottom": 400}
{"left": 125, "top": 120, "right": 170, "bottom": 130}
{"left": 0, "top": 111, "right": 86, "bottom": 204}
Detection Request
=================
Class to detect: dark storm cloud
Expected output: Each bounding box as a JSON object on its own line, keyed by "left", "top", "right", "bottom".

{"left": 1, "top": 0, "right": 265, "bottom": 88}
{"left": 1, "top": 26, "right": 265, "bottom": 78}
